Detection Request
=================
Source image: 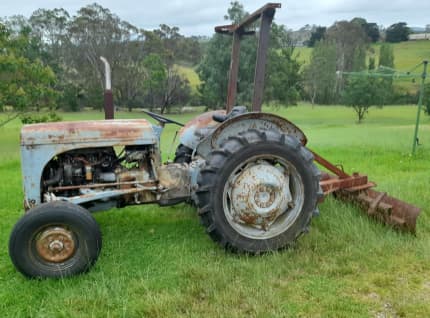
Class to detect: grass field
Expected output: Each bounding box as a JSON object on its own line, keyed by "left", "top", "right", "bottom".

{"left": 0, "top": 105, "right": 429, "bottom": 317}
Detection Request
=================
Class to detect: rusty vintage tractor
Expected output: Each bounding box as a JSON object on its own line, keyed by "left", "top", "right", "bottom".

{"left": 9, "top": 4, "right": 420, "bottom": 278}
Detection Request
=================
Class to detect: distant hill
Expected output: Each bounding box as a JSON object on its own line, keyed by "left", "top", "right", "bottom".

{"left": 295, "top": 40, "right": 430, "bottom": 93}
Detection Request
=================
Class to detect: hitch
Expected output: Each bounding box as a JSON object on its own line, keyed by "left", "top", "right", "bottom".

{"left": 311, "top": 150, "right": 421, "bottom": 233}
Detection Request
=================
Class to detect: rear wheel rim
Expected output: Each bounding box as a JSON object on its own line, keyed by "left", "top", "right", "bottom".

{"left": 222, "top": 154, "right": 304, "bottom": 240}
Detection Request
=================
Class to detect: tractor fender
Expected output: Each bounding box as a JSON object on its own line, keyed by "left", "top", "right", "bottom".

{"left": 196, "top": 112, "right": 308, "bottom": 158}
{"left": 178, "top": 110, "right": 225, "bottom": 149}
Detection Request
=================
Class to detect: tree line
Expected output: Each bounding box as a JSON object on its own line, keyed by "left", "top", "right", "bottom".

{"left": 0, "top": 1, "right": 427, "bottom": 124}
{"left": 1, "top": 3, "right": 202, "bottom": 116}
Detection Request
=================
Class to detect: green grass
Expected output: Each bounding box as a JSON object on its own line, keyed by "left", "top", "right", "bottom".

{"left": 1, "top": 105, "right": 430, "bottom": 317}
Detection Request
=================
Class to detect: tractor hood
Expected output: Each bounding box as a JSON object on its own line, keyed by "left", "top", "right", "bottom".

{"left": 21, "top": 119, "right": 157, "bottom": 146}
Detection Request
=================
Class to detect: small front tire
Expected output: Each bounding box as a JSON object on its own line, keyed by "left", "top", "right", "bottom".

{"left": 9, "top": 201, "right": 102, "bottom": 278}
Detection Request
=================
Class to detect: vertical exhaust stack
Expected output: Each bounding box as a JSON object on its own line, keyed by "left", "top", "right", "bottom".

{"left": 100, "top": 56, "right": 114, "bottom": 120}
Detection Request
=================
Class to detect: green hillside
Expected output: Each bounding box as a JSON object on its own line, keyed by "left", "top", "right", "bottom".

{"left": 176, "top": 65, "right": 201, "bottom": 93}
{"left": 295, "top": 41, "right": 430, "bottom": 94}
{"left": 295, "top": 40, "right": 430, "bottom": 71}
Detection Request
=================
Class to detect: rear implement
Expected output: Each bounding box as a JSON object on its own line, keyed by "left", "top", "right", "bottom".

{"left": 314, "top": 151, "right": 420, "bottom": 233}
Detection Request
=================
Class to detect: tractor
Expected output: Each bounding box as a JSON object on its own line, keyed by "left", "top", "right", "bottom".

{"left": 8, "top": 3, "right": 420, "bottom": 278}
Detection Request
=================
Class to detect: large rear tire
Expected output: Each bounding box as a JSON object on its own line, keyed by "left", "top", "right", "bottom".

{"left": 196, "top": 129, "right": 321, "bottom": 253}
{"left": 9, "top": 201, "right": 102, "bottom": 278}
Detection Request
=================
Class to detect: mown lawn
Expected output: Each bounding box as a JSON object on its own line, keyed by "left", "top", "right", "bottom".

{"left": 0, "top": 104, "right": 429, "bottom": 317}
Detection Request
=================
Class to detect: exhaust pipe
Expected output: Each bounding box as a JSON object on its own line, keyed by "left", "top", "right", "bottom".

{"left": 100, "top": 56, "right": 114, "bottom": 120}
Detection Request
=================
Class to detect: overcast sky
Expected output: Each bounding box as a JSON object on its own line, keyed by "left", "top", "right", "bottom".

{"left": 1, "top": 0, "right": 429, "bottom": 36}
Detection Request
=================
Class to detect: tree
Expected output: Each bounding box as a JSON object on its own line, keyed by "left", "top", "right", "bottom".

{"left": 386, "top": 22, "right": 410, "bottom": 42}
{"left": 265, "top": 24, "right": 302, "bottom": 106}
{"left": 307, "top": 26, "right": 326, "bottom": 47}
{"left": 342, "top": 77, "right": 383, "bottom": 122}
{"left": 351, "top": 18, "right": 380, "bottom": 42}
{"left": 326, "top": 21, "right": 368, "bottom": 73}
{"left": 378, "top": 43, "right": 395, "bottom": 104}
{"left": 0, "top": 22, "right": 57, "bottom": 124}
{"left": 197, "top": 1, "right": 256, "bottom": 109}
{"left": 379, "top": 43, "right": 394, "bottom": 67}
{"left": 363, "top": 23, "right": 380, "bottom": 42}
{"left": 303, "top": 40, "right": 337, "bottom": 104}
{"left": 197, "top": 33, "right": 231, "bottom": 108}
{"left": 67, "top": 4, "right": 145, "bottom": 110}
{"left": 326, "top": 20, "right": 369, "bottom": 97}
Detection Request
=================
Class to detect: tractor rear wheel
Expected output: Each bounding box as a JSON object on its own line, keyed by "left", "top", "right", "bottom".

{"left": 196, "top": 129, "right": 321, "bottom": 253}
{"left": 9, "top": 201, "right": 102, "bottom": 278}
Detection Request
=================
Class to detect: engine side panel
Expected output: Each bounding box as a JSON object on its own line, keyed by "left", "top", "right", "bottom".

{"left": 21, "top": 119, "right": 159, "bottom": 209}
{"left": 21, "top": 119, "right": 157, "bottom": 146}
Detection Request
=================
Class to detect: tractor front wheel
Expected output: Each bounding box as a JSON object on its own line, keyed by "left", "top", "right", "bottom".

{"left": 9, "top": 201, "right": 102, "bottom": 278}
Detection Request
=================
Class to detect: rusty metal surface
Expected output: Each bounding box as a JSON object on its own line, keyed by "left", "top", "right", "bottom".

{"left": 179, "top": 111, "right": 225, "bottom": 137}
{"left": 21, "top": 119, "right": 154, "bottom": 146}
{"left": 311, "top": 150, "right": 349, "bottom": 179}
{"left": 104, "top": 90, "right": 114, "bottom": 120}
{"left": 179, "top": 110, "right": 225, "bottom": 149}
{"left": 21, "top": 119, "right": 158, "bottom": 207}
{"left": 314, "top": 148, "right": 421, "bottom": 233}
{"left": 222, "top": 154, "right": 304, "bottom": 239}
{"left": 48, "top": 181, "right": 155, "bottom": 192}
{"left": 226, "top": 32, "right": 241, "bottom": 113}
{"left": 335, "top": 189, "right": 421, "bottom": 233}
{"left": 320, "top": 174, "right": 375, "bottom": 195}
{"left": 157, "top": 163, "right": 191, "bottom": 202}
{"left": 252, "top": 8, "right": 276, "bottom": 112}
{"left": 229, "top": 162, "right": 291, "bottom": 228}
{"left": 35, "top": 226, "right": 76, "bottom": 263}
{"left": 214, "top": 3, "right": 281, "bottom": 34}
{"left": 215, "top": 3, "right": 281, "bottom": 113}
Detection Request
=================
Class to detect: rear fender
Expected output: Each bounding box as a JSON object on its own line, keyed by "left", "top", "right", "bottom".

{"left": 178, "top": 110, "right": 225, "bottom": 149}
{"left": 196, "top": 112, "right": 308, "bottom": 158}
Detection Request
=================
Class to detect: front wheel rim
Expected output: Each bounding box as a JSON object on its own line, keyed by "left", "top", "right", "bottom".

{"left": 33, "top": 226, "right": 77, "bottom": 263}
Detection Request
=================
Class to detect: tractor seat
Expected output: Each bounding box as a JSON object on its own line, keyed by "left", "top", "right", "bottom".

{"left": 212, "top": 106, "right": 247, "bottom": 123}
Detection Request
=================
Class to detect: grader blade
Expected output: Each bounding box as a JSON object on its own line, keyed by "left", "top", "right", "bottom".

{"left": 312, "top": 150, "right": 421, "bottom": 233}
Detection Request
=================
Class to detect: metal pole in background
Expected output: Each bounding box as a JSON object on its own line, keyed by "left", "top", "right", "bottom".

{"left": 100, "top": 56, "right": 114, "bottom": 120}
{"left": 412, "top": 60, "right": 428, "bottom": 155}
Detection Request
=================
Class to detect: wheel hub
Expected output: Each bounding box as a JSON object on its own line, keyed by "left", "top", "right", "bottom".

{"left": 230, "top": 163, "right": 292, "bottom": 228}
{"left": 35, "top": 227, "right": 76, "bottom": 263}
